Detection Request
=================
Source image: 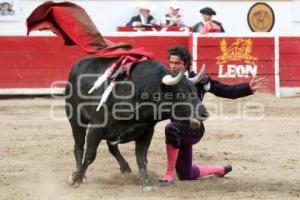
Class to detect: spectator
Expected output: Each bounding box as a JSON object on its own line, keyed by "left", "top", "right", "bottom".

{"left": 163, "top": 1, "right": 184, "bottom": 27}
{"left": 126, "top": 1, "right": 158, "bottom": 27}
{"left": 193, "top": 7, "right": 225, "bottom": 33}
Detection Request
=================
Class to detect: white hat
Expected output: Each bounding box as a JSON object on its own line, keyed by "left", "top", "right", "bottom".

{"left": 170, "top": 1, "right": 180, "bottom": 10}
{"left": 135, "top": 1, "right": 155, "bottom": 11}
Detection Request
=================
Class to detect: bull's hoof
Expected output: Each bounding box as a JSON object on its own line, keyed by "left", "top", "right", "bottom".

{"left": 68, "top": 172, "right": 86, "bottom": 187}
{"left": 72, "top": 181, "right": 81, "bottom": 188}
{"left": 120, "top": 163, "right": 132, "bottom": 174}
{"left": 140, "top": 180, "right": 156, "bottom": 192}
{"left": 141, "top": 185, "right": 157, "bottom": 192}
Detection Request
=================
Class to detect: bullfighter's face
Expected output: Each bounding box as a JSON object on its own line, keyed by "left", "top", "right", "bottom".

{"left": 169, "top": 55, "right": 186, "bottom": 72}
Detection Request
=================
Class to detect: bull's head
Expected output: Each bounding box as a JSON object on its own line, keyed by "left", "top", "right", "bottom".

{"left": 160, "top": 64, "right": 209, "bottom": 128}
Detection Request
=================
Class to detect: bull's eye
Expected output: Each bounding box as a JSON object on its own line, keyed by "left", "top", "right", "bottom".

{"left": 189, "top": 93, "right": 197, "bottom": 99}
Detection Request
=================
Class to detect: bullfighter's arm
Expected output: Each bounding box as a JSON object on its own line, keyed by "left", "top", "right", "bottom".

{"left": 204, "top": 77, "right": 268, "bottom": 99}
{"left": 195, "top": 76, "right": 252, "bottom": 99}
{"left": 209, "top": 79, "right": 253, "bottom": 99}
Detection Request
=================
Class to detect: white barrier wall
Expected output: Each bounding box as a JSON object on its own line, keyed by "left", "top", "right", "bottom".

{"left": 0, "top": 0, "right": 299, "bottom": 35}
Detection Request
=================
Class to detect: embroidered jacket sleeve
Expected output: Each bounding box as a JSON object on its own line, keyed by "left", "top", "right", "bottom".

{"left": 196, "top": 76, "right": 253, "bottom": 99}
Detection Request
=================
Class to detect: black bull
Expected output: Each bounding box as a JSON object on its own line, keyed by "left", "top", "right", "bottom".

{"left": 65, "top": 56, "right": 209, "bottom": 187}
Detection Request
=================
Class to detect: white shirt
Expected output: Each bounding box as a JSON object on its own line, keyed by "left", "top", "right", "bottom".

{"left": 140, "top": 14, "right": 148, "bottom": 25}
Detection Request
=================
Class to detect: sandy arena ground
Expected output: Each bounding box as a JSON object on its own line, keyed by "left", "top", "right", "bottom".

{"left": 1, "top": 93, "right": 300, "bottom": 200}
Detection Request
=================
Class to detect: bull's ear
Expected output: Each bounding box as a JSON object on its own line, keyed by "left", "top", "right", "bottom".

{"left": 162, "top": 70, "right": 184, "bottom": 85}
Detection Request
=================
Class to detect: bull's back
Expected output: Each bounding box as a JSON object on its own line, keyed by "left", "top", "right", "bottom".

{"left": 68, "top": 56, "right": 117, "bottom": 83}
{"left": 67, "top": 57, "right": 166, "bottom": 95}
{"left": 66, "top": 56, "right": 118, "bottom": 99}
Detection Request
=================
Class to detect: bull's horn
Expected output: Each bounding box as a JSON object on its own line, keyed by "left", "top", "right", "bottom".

{"left": 189, "top": 118, "right": 201, "bottom": 129}
{"left": 188, "top": 64, "right": 206, "bottom": 84}
{"left": 162, "top": 70, "right": 184, "bottom": 85}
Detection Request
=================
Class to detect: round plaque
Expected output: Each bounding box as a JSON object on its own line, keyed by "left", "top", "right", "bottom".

{"left": 247, "top": 2, "right": 275, "bottom": 32}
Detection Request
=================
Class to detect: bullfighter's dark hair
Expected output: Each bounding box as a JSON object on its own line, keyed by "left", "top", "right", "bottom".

{"left": 168, "top": 46, "right": 192, "bottom": 71}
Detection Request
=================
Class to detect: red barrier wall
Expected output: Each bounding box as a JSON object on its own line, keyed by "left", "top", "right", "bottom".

{"left": 279, "top": 37, "right": 300, "bottom": 87}
{"left": 0, "top": 37, "right": 86, "bottom": 88}
{"left": 196, "top": 37, "right": 275, "bottom": 94}
{"left": 0, "top": 35, "right": 189, "bottom": 88}
{"left": 1, "top": 35, "right": 300, "bottom": 96}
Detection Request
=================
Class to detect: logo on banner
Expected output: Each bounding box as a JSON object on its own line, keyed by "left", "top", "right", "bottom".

{"left": 216, "top": 38, "right": 258, "bottom": 78}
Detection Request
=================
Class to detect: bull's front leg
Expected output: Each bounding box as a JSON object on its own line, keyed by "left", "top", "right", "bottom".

{"left": 107, "top": 141, "right": 132, "bottom": 174}
{"left": 135, "top": 127, "right": 154, "bottom": 190}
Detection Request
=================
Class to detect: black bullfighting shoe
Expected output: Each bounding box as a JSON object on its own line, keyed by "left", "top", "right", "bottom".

{"left": 219, "top": 164, "right": 232, "bottom": 177}
{"left": 158, "top": 179, "right": 174, "bottom": 187}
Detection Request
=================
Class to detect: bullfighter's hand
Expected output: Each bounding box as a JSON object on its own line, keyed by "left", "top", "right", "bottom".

{"left": 249, "top": 77, "right": 269, "bottom": 92}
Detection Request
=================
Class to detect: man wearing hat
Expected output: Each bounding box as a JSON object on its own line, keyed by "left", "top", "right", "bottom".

{"left": 126, "top": 1, "right": 158, "bottom": 27}
{"left": 193, "top": 7, "right": 225, "bottom": 33}
{"left": 163, "top": 1, "right": 184, "bottom": 27}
